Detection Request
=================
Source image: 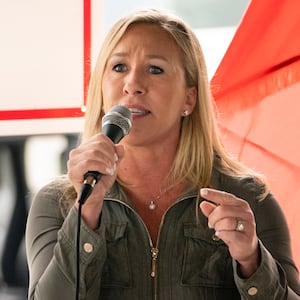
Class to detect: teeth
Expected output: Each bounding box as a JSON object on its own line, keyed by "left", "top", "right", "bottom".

{"left": 129, "top": 108, "right": 142, "bottom": 113}
{"left": 129, "top": 108, "right": 149, "bottom": 115}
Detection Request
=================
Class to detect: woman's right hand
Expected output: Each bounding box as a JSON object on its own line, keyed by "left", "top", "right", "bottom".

{"left": 67, "top": 133, "right": 124, "bottom": 228}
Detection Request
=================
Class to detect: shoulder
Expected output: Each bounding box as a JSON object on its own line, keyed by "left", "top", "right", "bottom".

{"left": 32, "top": 175, "right": 74, "bottom": 218}
{"left": 212, "top": 168, "right": 267, "bottom": 205}
{"left": 213, "top": 169, "right": 288, "bottom": 224}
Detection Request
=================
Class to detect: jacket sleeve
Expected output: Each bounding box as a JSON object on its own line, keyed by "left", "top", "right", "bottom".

{"left": 25, "top": 181, "right": 106, "bottom": 300}
{"left": 233, "top": 193, "right": 300, "bottom": 299}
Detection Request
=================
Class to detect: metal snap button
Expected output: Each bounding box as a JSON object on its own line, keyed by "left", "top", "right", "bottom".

{"left": 83, "top": 242, "right": 93, "bottom": 253}
{"left": 247, "top": 286, "right": 258, "bottom": 296}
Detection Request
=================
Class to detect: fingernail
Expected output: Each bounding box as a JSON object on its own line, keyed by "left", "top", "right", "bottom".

{"left": 208, "top": 221, "right": 213, "bottom": 229}
{"left": 114, "top": 153, "right": 118, "bottom": 162}
{"left": 200, "top": 188, "right": 208, "bottom": 196}
{"left": 105, "top": 167, "right": 114, "bottom": 176}
{"left": 105, "top": 164, "right": 116, "bottom": 176}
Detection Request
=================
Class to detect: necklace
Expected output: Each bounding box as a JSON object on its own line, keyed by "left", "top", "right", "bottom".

{"left": 129, "top": 182, "right": 183, "bottom": 211}
{"left": 149, "top": 193, "right": 162, "bottom": 210}
{"left": 147, "top": 186, "right": 173, "bottom": 210}
{"left": 149, "top": 201, "right": 156, "bottom": 210}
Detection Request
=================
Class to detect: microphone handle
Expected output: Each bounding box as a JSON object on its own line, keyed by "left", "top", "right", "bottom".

{"left": 78, "top": 121, "right": 128, "bottom": 205}
{"left": 102, "top": 123, "right": 125, "bottom": 144}
{"left": 78, "top": 171, "right": 102, "bottom": 205}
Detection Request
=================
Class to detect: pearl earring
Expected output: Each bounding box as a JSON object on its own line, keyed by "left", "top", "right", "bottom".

{"left": 182, "top": 110, "right": 189, "bottom": 117}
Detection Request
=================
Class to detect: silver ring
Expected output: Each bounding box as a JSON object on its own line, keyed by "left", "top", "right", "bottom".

{"left": 236, "top": 219, "right": 245, "bottom": 232}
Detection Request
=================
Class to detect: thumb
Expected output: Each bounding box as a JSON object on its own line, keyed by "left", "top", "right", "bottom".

{"left": 115, "top": 144, "right": 125, "bottom": 160}
{"left": 199, "top": 201, "right": 216, "bottom": 218}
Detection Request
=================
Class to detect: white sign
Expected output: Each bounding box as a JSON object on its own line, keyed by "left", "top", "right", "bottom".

{"left": 0, "top": 0, "right": 103, "bottom": 136}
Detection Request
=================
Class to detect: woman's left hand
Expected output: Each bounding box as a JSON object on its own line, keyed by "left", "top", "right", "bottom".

{"left": 199, "top": 188, "right": 260, "bottom": 278}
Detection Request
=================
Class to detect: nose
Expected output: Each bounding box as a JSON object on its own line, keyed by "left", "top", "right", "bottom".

{"left": 123, "top": 69, "right": 145, "bottom": 95}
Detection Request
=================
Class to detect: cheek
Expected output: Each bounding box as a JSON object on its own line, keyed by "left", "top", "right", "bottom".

{"left": 102, "top": 75, "right": 111, "bottom": 93}
{"left": 101, "top": 84, "right": 119, "bottom": 113}
{"left": 102, "top": 76, "right": 120, "bottom": 100}
{"left": 167, "top": 87, "right": 187, "bottom": 109}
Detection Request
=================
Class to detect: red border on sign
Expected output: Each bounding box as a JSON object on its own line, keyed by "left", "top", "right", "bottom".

{"left": 0, "top": 108, "right": 84, "bottom": 120}
{"left": 83, "top": 0, "right": 91, "bottom": 105}
{"left": 0, "top": 0, "right": 91, "bottom": 121}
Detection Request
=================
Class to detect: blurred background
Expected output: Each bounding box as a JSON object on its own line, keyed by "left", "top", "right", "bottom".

{"left": 0, "top": 0, "right": 249, "bottom": 299}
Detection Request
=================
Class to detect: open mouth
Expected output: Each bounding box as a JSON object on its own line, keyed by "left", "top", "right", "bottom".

{"left": 128, "top": 108, "right": 150, "bottom": 116}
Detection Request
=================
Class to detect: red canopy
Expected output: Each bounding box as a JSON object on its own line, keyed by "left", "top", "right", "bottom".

{"left": 211, "top": 0, "right": 300, "bottom": 271}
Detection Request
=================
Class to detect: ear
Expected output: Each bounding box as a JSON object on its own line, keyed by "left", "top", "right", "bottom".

{"left": 182, "top": 86, "right": 197, "bottom": 116}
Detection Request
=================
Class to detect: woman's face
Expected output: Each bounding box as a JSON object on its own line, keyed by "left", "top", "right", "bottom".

{"left": 102, "top": 23, "right": 196, "bottom": 147}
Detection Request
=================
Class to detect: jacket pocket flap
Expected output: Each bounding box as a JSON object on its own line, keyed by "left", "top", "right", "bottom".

{"left": 105, "top": 223, "right": 127, "bottom": 242}
{"left": 183, "top": 223, "right": 225, "bottom": 245}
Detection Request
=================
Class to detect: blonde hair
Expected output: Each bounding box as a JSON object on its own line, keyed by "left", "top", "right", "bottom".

{"left": 78, "top": 8, "right": 267, "bottom": 200}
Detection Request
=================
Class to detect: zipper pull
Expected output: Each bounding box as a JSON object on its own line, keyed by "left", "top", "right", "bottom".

{"left": 151, "top": 247, "right": 159, "bottom": 277}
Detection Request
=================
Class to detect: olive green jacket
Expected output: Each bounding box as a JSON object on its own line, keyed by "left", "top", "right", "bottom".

{"left": 26, "top": 172, "right": 300, "bottom": 299}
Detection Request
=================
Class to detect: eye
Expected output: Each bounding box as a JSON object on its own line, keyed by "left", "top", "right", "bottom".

{"left": 149, "top": 65, "right": 163, "bottom": 74}
{"left": 113, "top": 63, "right": 127, "bottom": 72}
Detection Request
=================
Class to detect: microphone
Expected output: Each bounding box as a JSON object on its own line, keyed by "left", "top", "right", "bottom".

{"left": 78, "top": 105, "right": 132, "bottom": 204}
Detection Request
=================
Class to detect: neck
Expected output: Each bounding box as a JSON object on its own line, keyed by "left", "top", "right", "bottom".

{"left": 118, "top": 143, "right": 177, "bottom": 187}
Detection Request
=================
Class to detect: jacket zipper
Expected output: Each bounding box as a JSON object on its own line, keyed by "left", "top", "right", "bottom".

{"left": 105, "top": 192, "right": 198, "bottom": 300}
{"left": 151, "top": 247, "right": 159, "bottom": 277}
{"left": 149, "top": 193, "right": 197, "bottom": 280}
{"left": 105, "top": 198, "right": 156, "bottom": 269}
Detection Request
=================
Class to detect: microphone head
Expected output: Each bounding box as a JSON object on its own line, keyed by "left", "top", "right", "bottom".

{"left": 102, "top": 105, "right": 132, "bottom": 143}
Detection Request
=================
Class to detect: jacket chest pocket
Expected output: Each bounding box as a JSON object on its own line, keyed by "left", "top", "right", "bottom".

{"left": 101, "top": 223, "right": 132, "bottom": 288}
{"left": 182, "top": 223, "right": 235, "bottom": 288}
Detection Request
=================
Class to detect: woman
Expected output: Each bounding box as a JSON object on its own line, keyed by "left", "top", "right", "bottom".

{"left": 26, "top": 8, "right": 300, "bottom": 299}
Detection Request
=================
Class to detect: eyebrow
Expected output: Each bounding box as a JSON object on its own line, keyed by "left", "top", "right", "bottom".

{"left": 110, "top": 52, "right": 169, "bottom": 62}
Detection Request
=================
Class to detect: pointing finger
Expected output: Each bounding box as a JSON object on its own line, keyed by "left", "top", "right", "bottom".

{"left": 200, "top": 188, "right": 245, "bottom": 207}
